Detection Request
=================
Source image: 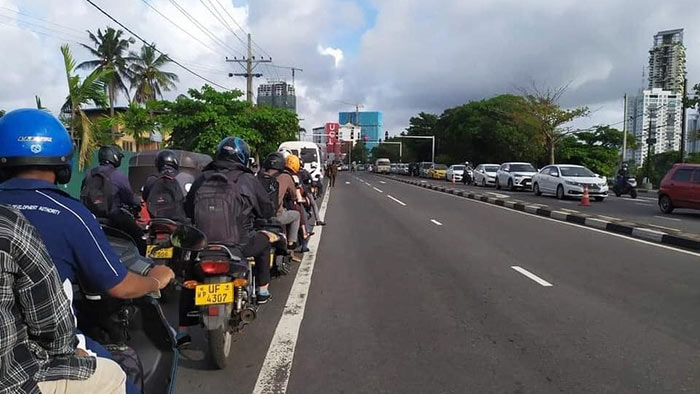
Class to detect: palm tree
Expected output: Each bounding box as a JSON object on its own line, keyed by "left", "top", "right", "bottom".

{"left": 129, "top": 44, "right": 179, "bottom": 104}
{"left": 61, "top": 44, "right": 108, "bottom": 170}
{"left": 78, "top": 27, "right": 135, "bottom": 127}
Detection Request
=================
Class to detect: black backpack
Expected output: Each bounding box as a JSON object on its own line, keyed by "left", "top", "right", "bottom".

{"left": 81, "top": 169, "right": 114, "bottom": 218}
{"left": 258, "top": 171, "right": 281, "bottom": 214}
{"left": 193, "top": 170, "right": 247, "bottom": 245}
{"left": 146, "top": 175, "right": 186, "bottom": 220}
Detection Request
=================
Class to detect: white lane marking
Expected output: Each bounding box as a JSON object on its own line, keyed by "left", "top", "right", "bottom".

{"left": 379, "top": 181, "right": 386, "bottom": 184}
{"left": 382, "top": 177, "right": 700, "bottom": 258}
{"left": 387, "top": 195, "right": 407, "bottom": 206}
{"left": 487, "top": 192, "right": 509, "bottom": 199}
{"left": 654, "top": 215, "right": 682, "bottom": 222}
{"left": 373, "top": 187, "right": 384, "bottom": 193}
{"left": 649, "top": 223, "right": 681, "bottom": 232}
{"left": 430, "top": 219, "right": 443, "bottom": 226}
{"left": 345, "top": 181, "right": 350, "bottom": 184}
{"left": 511, "top": 266, "right": 553, "bottom": 287}
{"left": 560, "top": 208, "right": 580, "bottom": 213}
{"left": 420, "top": 180, "right": 427, "bottom": 183}
{"left": 253, "top": 187, "right": 331, "bottom": 394}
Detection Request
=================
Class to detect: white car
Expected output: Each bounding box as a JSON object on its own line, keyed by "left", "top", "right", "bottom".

{"left": 495, "top": 162, "right": 537, "bottom": 190}
{"left": 446, "top": 164, "right": 465, "bottom": 182}
{"left": 473, "top": 164, "right": 500, "bottom": 187}
{"left": 532, "top": 165, "right": 608, "bottom": 201}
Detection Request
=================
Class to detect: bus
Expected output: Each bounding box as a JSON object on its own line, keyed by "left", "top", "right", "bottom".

{"left": 278, "top": 141, "right": 326, "bottom": 181}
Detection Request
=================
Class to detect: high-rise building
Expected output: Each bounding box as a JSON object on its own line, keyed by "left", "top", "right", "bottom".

{"left": 338, "top": 111, "right": 383, "bottom": 150}
{"left": 648, "top": 29, "right": 686, "bottom": 93}
{"left": 626, "top": 88, "right": 683, "bottom": 167}
{"left": 257, "top": 81, "right": 296, "bottom": 113}
{"left": 311, "top": 126, "right": 326, "bottom": 145}
{"left": 687, "top": 110, "right": 700, "bottom": 154}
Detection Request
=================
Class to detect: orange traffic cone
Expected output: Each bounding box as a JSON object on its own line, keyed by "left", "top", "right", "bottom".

{"left": 579, "top": 185, "right": 591, "bottom": 207}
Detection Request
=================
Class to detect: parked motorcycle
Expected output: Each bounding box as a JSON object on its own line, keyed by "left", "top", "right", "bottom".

{"left": 74, "top": 222, "right": 206, "bottom": 394}
{"left": 613, "top": 176, "right": 638, "bottom": 198}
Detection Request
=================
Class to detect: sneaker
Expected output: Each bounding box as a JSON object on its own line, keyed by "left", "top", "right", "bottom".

{"left": 257, "top": 292, "right": 272, "bottom": 304}
{"left": 300, "top": 246, "right": 310, "bottom": 253}
{"left": 315, "top": 221, "right": 326, "bottom": 226}
{"left": 176, "top": 332, "right": 192, "bottom": 348}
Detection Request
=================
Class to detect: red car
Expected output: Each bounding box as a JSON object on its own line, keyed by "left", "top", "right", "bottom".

{"left": 658, "top": 164, "right": 700, "bottom": 213}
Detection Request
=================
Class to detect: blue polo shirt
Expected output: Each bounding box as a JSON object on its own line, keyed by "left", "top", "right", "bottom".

{"left": 0, "top": 178, "right": 128, "bottom": 292}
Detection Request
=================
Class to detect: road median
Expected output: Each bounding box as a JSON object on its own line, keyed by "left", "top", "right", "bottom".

{"left": 378, "top": 174, "right": 700, "bottom": 252}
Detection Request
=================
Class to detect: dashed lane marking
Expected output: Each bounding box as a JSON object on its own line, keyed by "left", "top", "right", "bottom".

{"left": 373, "top": 187, "right": 384, "bottom": 193}
{"left": 430, "top": 219, "right": 443, "bottom": 226}
{"left": 511, "top": 266, "right": 553, "bottom": 287}
{"left": 387, "top": 195, "right": 407, "bottom": 206}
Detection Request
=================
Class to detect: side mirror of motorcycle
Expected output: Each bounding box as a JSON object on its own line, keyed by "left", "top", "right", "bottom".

{"left": 170, "top": 225, "right": 207, "bottom": 251}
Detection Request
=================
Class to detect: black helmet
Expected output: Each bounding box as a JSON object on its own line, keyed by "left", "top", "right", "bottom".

{"left": 155, "top": 149, "right": 179, "bottom": 172}
{"left": 263, "top": 152, "right": 285, "bottom": 171}
{"left": 98, "top": 145, "right": 124, "bottom": 168}
{"left": 215, "top": 137, "right": 250, "bottom": 165}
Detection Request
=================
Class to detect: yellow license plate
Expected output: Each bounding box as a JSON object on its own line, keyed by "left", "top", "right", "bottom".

{"left": 195, "top": 283, "right": 234, "bottom": 306}
{"left": 147, "top": 245, "right": 174, "bottom": 259}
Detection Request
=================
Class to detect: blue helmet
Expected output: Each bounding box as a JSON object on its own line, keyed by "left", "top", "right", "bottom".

{"left": 0, "top": 108, "right": 74, "bottom": 184}
{"left": 215, "top": 137, "right": 250, "bottom": 166}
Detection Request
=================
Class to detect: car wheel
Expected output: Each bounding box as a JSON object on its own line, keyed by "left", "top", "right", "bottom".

{"left": 495, "top": 179, "right": 501, "bottom": 190}
{"left": 507, "top": 178, "right": 514, "bottom": 191}
{"left": 556, "top": 184, "right": 565, "bottom": 200}
{"left": 534, "top": 183, "right": 541, "bottom": 196}
{"left": 481, "top": 179, "right": 486, "bottom": 187}
{"left": 594, "top": 196, "right": 605, "bottom": 202}
{"left": 659, "top": 195, "right": 674, "bottom": 214}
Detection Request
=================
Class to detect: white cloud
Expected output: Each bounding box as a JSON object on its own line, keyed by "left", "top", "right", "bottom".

{"left": 317, "top": 45, "right": 344, "bottom": 68}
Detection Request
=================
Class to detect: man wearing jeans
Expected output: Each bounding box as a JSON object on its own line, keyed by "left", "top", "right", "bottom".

{"left": 263, "top": 153, "right": 302, "bottom": 248}
{"left": 0, "top": 205, "right": 126, "bottom": 394}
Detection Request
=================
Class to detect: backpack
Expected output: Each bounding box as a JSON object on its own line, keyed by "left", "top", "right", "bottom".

{"left": 258, "top": 171, "right": 281, "bottom": 213}
{"left": 146, "top": 175, "right": 186, "bottom": 220}
{"left": 193, "top": 170, "right": 247, "bottom": 245}
{"left": 81, "top": 169, "right": 114, "bottom": 218}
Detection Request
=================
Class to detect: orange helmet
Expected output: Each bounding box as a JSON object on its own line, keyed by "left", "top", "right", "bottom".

{"left": 285, "top": 154, "right": 300, "bottom": 173}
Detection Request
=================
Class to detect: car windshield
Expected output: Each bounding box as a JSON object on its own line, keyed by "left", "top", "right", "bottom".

{"left": 559, "top": 166, "right": 595, "bottom": 177}
{"left": 510, "top": 164, "right": 536, "bottom": 172}
{"left": 434, "top": 164, "right": 447, "bottom": 170}
{"left": 378, "top": 160, "right": 390, "bottom": 165}
{"left": 453, "top": 165, "right": 465, "bottom": 170}
{"left": 484, "top": 166, "right": 500, "bottom": 172}
{"left": 300, "top": 148, "right": 317, "bottom": 163}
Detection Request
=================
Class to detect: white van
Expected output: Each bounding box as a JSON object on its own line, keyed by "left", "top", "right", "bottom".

{"left": 278, "top": 141, "right": 325, "bottom": 181}
{"left": 375, "top": 158, "right": 391, "bottom": 174}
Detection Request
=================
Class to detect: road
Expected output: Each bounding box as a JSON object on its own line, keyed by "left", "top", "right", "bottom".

{"left": 389, "top": 173, "right": 700, "bottom": 236}
{"left": 174, "top": 171, "right": 700, "bottom": 394}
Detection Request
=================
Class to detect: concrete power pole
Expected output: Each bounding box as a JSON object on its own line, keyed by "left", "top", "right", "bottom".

{"left": 226, "top": 33, "right": 271, "bottom": 104}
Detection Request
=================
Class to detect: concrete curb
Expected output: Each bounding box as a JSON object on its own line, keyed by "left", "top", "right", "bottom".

{"left": 381, "top": 175, "right": 700, "bottom": 252}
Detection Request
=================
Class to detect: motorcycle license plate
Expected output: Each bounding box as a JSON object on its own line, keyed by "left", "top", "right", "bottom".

{"left": 147, "top": 245, "right": 173, "bottom": 259}
{"left": 195, "top": 283, "right": 234, "bottom": 306}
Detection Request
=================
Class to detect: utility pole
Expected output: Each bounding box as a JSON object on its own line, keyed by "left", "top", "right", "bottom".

{"left": 680, "top": 77, "right": 688, "bottom": 162}
{"left": 622, "top": 94, "right": 627, "bottom": 165}
{"left": 226, "top": 33, "right": 271, "bottom": 104}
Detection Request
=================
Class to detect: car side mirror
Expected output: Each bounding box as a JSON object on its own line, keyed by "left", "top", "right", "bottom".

{"left": 551, "top": 173, "right": 559, "bottom": 177}
{"left": 171, "top": 224, "right": 207, "bottom": 251}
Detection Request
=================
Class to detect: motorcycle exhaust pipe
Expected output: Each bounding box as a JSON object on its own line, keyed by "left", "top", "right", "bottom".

{"left": 240, "top": 305, "right": 257, "bottom": 322}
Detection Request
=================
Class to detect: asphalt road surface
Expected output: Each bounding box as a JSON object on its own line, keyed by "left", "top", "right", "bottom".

{"left": 391, "top": 173, "right": 700, "bottom": 235}
{"left": 174, "top": 172, "right": 700, "bottom": 394}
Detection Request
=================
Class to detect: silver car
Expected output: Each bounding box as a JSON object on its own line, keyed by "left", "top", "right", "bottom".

{"left": 495, "top": 162, "right": 537, "bottom": 190}
{"left": 473, "top": 164, "right": 500, "bottom": 187}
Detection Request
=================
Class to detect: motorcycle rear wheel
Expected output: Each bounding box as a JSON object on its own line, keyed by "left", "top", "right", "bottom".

{"left": 208, "top": 327, "right": 232, "bottom": 369}
{"left": 630, "top": 189, "right": 637, "bottom": 199}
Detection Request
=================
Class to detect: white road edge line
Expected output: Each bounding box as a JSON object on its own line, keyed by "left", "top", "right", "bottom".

{"left": 387, "top": 195, "right": 407, "bottom": 206}
{"left": 345, "top": 181, "right": 350, "bottom": 184}
{"left": 373, "top": 187, "right": 384, "bottom": 193}
{"left": 654, "top": 215, "right": 682, "bottom": 222}
{"left": 380, "top": 176, "right": 700, "bottom": 258}
{"left": 511, "top": 266, "right": 553, "bottom": 287}
{"left": 430, "top": 219, "right": 443, "bottom": 226}
{"left": 252, "top": 187, "right": 331, "bottom": 394}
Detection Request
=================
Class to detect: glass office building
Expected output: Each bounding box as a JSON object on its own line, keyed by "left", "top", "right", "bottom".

{"left": 339, "top": 111, "right": 383, "bottom": 150}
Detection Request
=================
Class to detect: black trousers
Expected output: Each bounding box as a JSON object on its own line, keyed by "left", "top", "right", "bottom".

{"left": 109, "top": 210, "right": 146, "bottom": 255}
{"left": 178, "top": 232, "right": 271, "bottom": 327}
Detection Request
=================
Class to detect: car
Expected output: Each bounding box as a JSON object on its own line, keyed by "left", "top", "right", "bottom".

{"left": 340, "top": 164, "right": 349, "bottom": 171}
{"left": 398, "top": 163, "right": 409, "bottom": 175}
{"left": 419, "top": 162, "right": 433, "bottom": 178}
{"left": 390, "top": 163, "right": 398, "bottom": 174}
{"left": 472, "top": 164, "right": 500, "bottom": 187}
{"left": 658, "top": 164, "right": 700, "bottom": 214}
{"left": 532, "top": 165, "right": 608, "bottom": 201}
{"left": 428, "top": 164, "right": 448, "bottom": 180}
{"left": 495, "top": 162, "right": 537, "bottom": 190}
{"left": 446, "top": 164, "right": 465, "bottom": 182}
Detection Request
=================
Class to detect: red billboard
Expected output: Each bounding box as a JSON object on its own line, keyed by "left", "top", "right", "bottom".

{"left": 325, "top": 122, "right": 341, "bottom": 155}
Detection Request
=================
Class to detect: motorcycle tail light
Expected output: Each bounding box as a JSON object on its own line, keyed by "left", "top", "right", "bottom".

{"left": 200, "top": 260, "right": 230, "bottom": 275}
{"left": 233, "top": 278, "right": 248, "bottom": 287}
{"left": 155, "top": 233, "right": 169, "bottom": 241}
{"left": 208, "top": 306, "right": 220, "bottom": 316}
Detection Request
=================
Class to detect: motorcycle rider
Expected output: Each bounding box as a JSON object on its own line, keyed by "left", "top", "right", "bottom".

{"left": 298, "top": 159, "right": 325, "bottom": 226}
{"left": 83, "top": 145, "right": 147, "bottom": 255}
{"left": 142, "top": 149, "right": 187, "bottom": 222}
{"left": 0, "top": 109, "right": 174, "bottom": 394}
{"left": 262, "top": 152, "right": 302, "bottom": 248}
{"left": 285, "top": 154, "right": 312, "bottom": 246}
{"left": 617, "top": 163, "right": 630, "bottom": 189}
{"left": 0, "top": 205, "right": 127, "bottom": 394}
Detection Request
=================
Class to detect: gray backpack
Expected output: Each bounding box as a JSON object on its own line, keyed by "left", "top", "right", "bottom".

{"left": 193, "top": 170, "right": 247, "bottom": 245}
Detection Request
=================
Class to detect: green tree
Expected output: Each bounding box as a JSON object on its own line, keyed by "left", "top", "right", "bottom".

{"left": 115, "top": 102, "right": 157, "bottom": 148}
{"left": 403, "top": 112, "right": 438, "bottom": 162}
{"left": 129, "top": 44, "right": 179, "bottom": 104}
{"left": 60, "top": 44, "right": 109, "bottom": 170}
{"left": 516, "top": 84, "right": 589, "bottom": 164}
{"left": 78, "top": 27, "right": 135, "bottom": 125}
{"left": 350, "top": 140, "right": 368, "bottom": 163}
{"left": 557, "top": 126, "right": 638, "bottom": 177}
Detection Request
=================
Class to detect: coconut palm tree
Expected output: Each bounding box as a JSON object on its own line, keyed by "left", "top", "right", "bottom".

{"left": 61, "top": 44, "right": 108, "bottom": 170}
{"left": 129, "top": 44, "right": 179, "bottom": 104}
{"left": 78, "top": 27, "right": 135, "bottom": 125}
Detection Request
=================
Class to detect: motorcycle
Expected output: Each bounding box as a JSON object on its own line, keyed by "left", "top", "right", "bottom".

{"left": 613, "top": 176, "right": 638, "bottom": 198}
{"left": 146, "top": 218, "right": 190, "bottom": 301}
{"left": 74, "top": 222, "right": 206, "bottom": 394}
{"left": 462, "top": 169, "right": 474, "bottom": 185}
{"left": 255, "top": 218, "right": 292, "bottom": 276}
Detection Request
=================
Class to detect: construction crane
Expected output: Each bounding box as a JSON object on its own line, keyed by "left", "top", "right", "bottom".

{"left": 268, "top": 64, "right": 303, "bottom": 86}
{"left": 338, "top": 101, "right": 364, "bottom": 126}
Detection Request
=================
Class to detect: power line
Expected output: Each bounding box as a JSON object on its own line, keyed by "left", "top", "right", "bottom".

{"left": 168, "top": 0, "right": 243, "bottom": 57}
{"left": 138, "top": 0, "right": 219, "bottom": 54}
{"left": 201, "top": 0, "right": 246, "bottom": 49}
{"left": 83, "top": 0, "right": 230, "bottom": 90}
{"left": 0, "top": 19, "right": 85, "bottom": 45}
{"left": 0, "top": 6, "right": 85, "bottom": 36}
